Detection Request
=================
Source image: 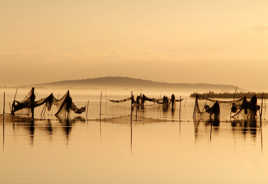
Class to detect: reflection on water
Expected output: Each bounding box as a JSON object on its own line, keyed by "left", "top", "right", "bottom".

{"left": 231, "top": 119, "right": 258, "bottom": 137}
{"left": 57, "top": 117, "right": 72, "bottom": 144}
{"left": 5, "top": 115, "right": 221, "bottom": 151}
{"left": 29, "top": 120, "right": 35, "bottom": 145}
{"left": 193, "top": 118, "right": 262, "bottom": 145}
{"left": 2, "top": 115, "right": 87, "bottom": 148}
{"left": 6, "top": 111, "right": 265, "bottom": 151}
{"left": 46, "top": 120, "right": 53, "bottom": 135}
{"left": 1, "top": 89, "right": 268, "bottom": 184}
{"left": 1, "top": 113, "right": 268, "bottom": 184}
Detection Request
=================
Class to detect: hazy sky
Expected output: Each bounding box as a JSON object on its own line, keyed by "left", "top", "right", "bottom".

{"left": 1, "top": 0, "right": 268, "bottom": 89}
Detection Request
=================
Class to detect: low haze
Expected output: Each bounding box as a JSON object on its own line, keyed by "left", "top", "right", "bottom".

{"left": 1, "top": 0, "right": 268, "bottom": 90}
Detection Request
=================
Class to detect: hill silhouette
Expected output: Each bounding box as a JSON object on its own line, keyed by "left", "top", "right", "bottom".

{"left": 35, "top": 76, "right": 238, "bottom": 90}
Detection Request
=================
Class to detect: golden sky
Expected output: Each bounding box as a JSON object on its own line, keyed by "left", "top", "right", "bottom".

{"left": 1, "top": 0, "right": 268, "bottom": 89}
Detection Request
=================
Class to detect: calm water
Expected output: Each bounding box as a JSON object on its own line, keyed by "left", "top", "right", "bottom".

{"left": 0, "top": 88, "right": 268, "bottom": 184}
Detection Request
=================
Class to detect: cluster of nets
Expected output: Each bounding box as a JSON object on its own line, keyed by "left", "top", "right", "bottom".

{"left": 11, "top": 88, "right": 86, "bottom": 119}
{"left": 230, "top": 96, "right": 261, "bottom": 120}
{"left": 109, "top": 93, "right": 183, "bottom": 113}
{"left": 193, "top": 95, "right": 262, "bottom": 122}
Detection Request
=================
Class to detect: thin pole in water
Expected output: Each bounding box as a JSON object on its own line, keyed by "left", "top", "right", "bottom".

{"left": 179, "top": 96, "right": 182, "bottom": 133}
{"left": 130, "top": 91, "right": 133, "bottom": 152}
{"left": 31, "top": 88, "right": 35, "bottom": 120}
{"left": 99, "top": 91, "right": 102, "bottom": 137}
{"left": 130, "top": 113, "right": 133, "bottom": 153}
{"left": 260, "top": 93, "right": 264, "bottom": 127}
{"left": 100, "top": 91, "right": 102, "bottom": 120}
{"left": 13, "top": 89, "right": 18, "bottom": 101}
{"left": 257, "top": 93, "right": 264, "bottom": 152}
{"left": 130, "top": 91, "right": 133, "bottom": 118}
{"left": 86, "top": 100, "right": 89, "bottom": 122}
{"left": 3, "top": 92, "right": 5, "bottom": 152}
{"left": 135, "top": 94, "right": 138, "bottom": 121}
{"left": 179, "top": 96, "right": 182, "bottom": 121}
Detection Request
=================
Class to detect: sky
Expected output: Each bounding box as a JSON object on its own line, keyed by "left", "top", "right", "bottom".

{"left": 1, "top": 0, "right": 268, "bottom": 90}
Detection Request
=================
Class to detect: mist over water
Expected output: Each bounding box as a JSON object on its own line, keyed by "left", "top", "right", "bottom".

{"left": 0, "top": 87, "right": 267, "bottom": 184}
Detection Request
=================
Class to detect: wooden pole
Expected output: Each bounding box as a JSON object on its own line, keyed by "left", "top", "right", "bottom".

{"left": 130, "top": 91, "right": 133, "bottom": 119}
{"left": 179, "top": 96, "right": 182, "bottom": 121}
{"left": 260, "top": 93, "right": 264, "bottom": 127}
{"left": 99, "top": 92, "right": 102, "bottom": 120}
{"left": 135, "top": 93, "right": 137, "bottom": 121}
{"left": 179, "top": 96, "right": 182, "bottom": 133}
{"left": 11, "top": 89, "right": 18, "bottom": 116}
{"left": 130, "top": 91, "right": 133, "bottom": 152}
{"left": 3, "top": 92, "right": 5, "bottom": 152}
{"left": 3, "top": 92, "right": 5, "bottom": 120}
{"left": 13, "top": 89, "right": 18, "bottom": 101}
{"left": 130, "top": 112, "right": 133, "bottom": 153}
{"left": 230, "top": 88, "right": 238, "bottom": 120}
{"left": 99, "top": 92, "right": 102, "bottom": 137}
{"left": 86, "top": 100, "right": 89, "bottom": 122}
{"left": 31, "top": 88, "right": 35, "bottom": 120}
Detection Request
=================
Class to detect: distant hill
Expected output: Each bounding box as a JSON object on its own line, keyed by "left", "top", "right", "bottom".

{"left": 34, "top": 76, "right": 239, "bottom": 90}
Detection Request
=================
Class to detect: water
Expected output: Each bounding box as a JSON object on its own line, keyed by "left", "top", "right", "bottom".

{"left": 0, "top": 88, "right": 267, "bottom": 184}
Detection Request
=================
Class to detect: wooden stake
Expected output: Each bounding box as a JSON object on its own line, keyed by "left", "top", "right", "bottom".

{"left": 3, "top": 92, "right": 5, "bottom": 152}
{"left": 178, "top": 96, "right": 182, "bottom": 133}
{"left": 31, "top": 88, "right": 35, "bottom": 120}
{"left": 99, "top": 92, "right": 102, "bottom": 137}
{"left": 260, "top": 93, "right": 264, "bottom": 127}
{"left": 86, "top": 100, "right": 89, "bottom": 122}
{"left": 3, "top": 92, "right": 5, "bottom": 119}
{"left": 130, "top": 91, "right": 133, "bottom": 152}
{"left": 13, "top": 89, "right": 18, "bottom": 101}
{"left": 179, "top": 96, "right": 182, "bottom": 121}
{"left": 100, "top": 92, "right": 102, "bottom": 120}
{"left": 135, "top": 103, "right": 138, "bottom": 121}
{"left": 130, "top": 91, "right": 133, "bottom": 118}
{"left": 130, "top": 112, "right": 133, "bottom": 153}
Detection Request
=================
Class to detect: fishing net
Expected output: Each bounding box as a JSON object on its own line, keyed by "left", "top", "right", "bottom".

{"left": 193, "top": 95, "right": 262, "bottom": 122}
{"left": 108, "top": 93, "right": 184, "bottom": 121}
{"left": 230, "top": 96, "right": 261, "bottom": 120}
{"left": 53, "top": 91, "right": 86, "bottom": 119}
{"left": 11, "top": 89, "right": 86, "bottom": 119}
{"left": 11, "top": 88, "right": 36, "bottom": 116}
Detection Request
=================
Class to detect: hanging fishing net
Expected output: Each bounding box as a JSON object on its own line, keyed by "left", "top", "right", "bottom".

{"left": 53, "top": 91, "right": 86, "bottom": 119}
{"left": 11, "top": 88, "right": 36, "bottom": 116}
{"left": 230, "top": 96, "right": 261, "bottom": 120}
{"left": 11, "top": 89, "right": 86, "bottom": 119}
{"left": 193, "top": 95, "right": 262, "bottom": 122}
{"left": 108, "top": 93, "right": 184, "bottom": 121}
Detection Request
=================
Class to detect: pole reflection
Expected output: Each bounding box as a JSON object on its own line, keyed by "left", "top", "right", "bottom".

{"left": 193, "top": 117, "right": 262, "bottom": 146}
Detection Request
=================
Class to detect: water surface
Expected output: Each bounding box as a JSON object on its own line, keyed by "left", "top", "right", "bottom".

{"left": 0, "top": 88, "right": 267, "bottom": 184}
